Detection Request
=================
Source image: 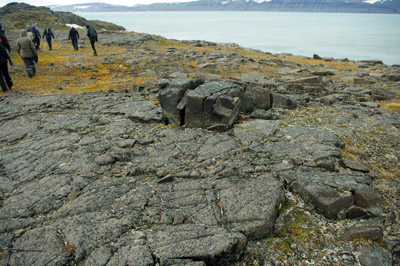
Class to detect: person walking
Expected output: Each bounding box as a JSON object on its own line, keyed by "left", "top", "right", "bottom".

{"left": 31, "top": 22, "right": 41, "bottom": 50}
{"left": 0, "top": 42, "right": 13, "bottom": 93}
{"left": 17, "top": 30, "right": 37, "bottom": 78}
{"left": 86, "top": 25, "right": 98, "bottom": 56}
{"left": 43, "top": 26, "right": 55, "bottom": 50}
{"left": 0, "top": 31, "right": 10, "bottom": 53}
{"left": 0, "top": 21, "right": 4, "bottom": 34}
{"left": 68, "top": 27, "right": 79, "bottom": 51}
{"left": 26, "top": 25, "right": 34, "bottom": 41}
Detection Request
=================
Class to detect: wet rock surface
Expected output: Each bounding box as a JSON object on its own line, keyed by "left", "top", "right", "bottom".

{"left": 0, "top": 31, "right": 399, "bottom": 265}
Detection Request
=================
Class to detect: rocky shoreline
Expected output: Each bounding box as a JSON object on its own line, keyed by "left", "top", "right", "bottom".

{"left": 0, "top": 30, "right": 399, "bottom": 266}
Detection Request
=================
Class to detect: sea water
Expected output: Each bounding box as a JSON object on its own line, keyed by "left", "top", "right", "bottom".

{"left": 79, "top": 11, "right": 400, "bottom": 65}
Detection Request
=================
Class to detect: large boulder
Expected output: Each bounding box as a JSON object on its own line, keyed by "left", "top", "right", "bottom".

{"left": 160, "top": 80, "right": 246, "bottom": 129}
{"left": 241, "top": 84, "right": 271, "bottom": 113}
{"left": 158, "top": 78, "right": 204, "bottom": 125}
{"left": 184, "top": 81, "right": 245, "bottom": 129}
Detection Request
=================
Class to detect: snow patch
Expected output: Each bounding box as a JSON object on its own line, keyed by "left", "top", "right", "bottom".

{"left": 73, "top": 5, "right": 92, "bottom": 9}
{"left": 363, "top": 0, "right": 381, "bottom": 3}
{"left": 65, "top": 24, "right": 84, "bottom": 29}
{"left": 253, "top": 0, "right": 272, "bottom": 3}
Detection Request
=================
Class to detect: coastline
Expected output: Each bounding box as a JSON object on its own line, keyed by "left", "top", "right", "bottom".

{"left": 78, "top": 11, "right": 400, "bottom": 66}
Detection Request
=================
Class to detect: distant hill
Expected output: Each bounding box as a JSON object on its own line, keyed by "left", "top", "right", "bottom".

{"left": 49, "top": 0, "right": 400, "bottom": 13}
{"left": 0, "top": 2, "right": 125, "bottom": 33}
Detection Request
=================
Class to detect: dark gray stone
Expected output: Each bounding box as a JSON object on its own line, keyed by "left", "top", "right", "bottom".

{"left": 184, "top": 81, "right": 245, "bottom": 129}
{"left": 353, "top": 78, "right": 375, "bottom": 84}
{"left": 371, "top": 88, "right": 398, "bottom": 100}
{"left": 342, "top": 159, "right": 370, "bottom": 173}
{"left": 270, "top": 92, "right": 297, "bottom": 109}
{"left": 342, "top": 226, "right": 383, "bottom": 241}
{"left": 354, "top": 185, "right": 383, "bottom": 208}
{"left": 358, "top": 246, "right": 392, "bottom": 266}
{"left": 158, "top": 78, "right": 204, "bottom": 125}
{"left": 216, "top": 174, "right": 284, "bottom": 239}
{"left": 301, "top": 183, "right": 353, "bottom": 219}
{"left": 388, "top": 74, "right": 400, "bottom": 82}
{"left": 241, "top": 85, "right": 271, "bottom": 113}
{"left": 147, "top": 224, "right": 247, "bottom": 265}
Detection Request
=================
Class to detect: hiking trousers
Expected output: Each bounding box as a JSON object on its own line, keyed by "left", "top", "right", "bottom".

{"left": 46, "top": 38, "right": 52, "bottom": 50}
{"left": 71, "top": 38, "right": 78, "bottom": 51}
{"left": 0, "top": 63, "right": 12, "bottom": 92}
{"left": 90, "top": 41, "right": 97, "bottom": 55}
{"left": 22, "top": 58, "right": 36, "bottom": 78}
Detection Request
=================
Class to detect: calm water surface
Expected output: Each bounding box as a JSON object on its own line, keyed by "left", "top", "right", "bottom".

{"left": 79, "top": 12, "right": 400, "bottom": 65}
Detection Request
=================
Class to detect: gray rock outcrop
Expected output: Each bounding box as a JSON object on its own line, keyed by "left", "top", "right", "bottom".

{"left": 159, "top": 80, "right": 245, "bottom": 129}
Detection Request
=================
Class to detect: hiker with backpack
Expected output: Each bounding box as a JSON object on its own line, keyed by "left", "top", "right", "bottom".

{"left": 68, "top": 27, "right": 80, "bottom": 51}
{"left": 17, "top": 30, "right": 37, "bottom": 78}
{"left": 0, "top": 37, "right": 13, "bottom": 93}
{"left": 43, "top": 26, "right": 55, "bottom": 50}
{"left": 30, "top": 22, "right": 41, "bottom": 50}
{"left": 86, "top": 25, "right": 98, "bottom": 56}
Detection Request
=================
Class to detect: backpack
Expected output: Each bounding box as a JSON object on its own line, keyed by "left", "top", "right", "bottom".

{"left": 45, "top": 28, "right": 53, "bottom": 36}
{"left": 89, "top": 28, "right": 97, "bottom": 38}
{"left": 31, "top": 26, "right": 40, "bottom": 40}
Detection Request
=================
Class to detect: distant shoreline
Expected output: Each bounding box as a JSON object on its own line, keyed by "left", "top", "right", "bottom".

{"left": 79, "top": 11, "right": 400, "bottom": 66}
{"left": 50, "top": 0, "right": 400, "bottom": 14}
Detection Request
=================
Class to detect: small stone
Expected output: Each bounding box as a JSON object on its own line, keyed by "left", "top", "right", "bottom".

{"left": 354, "top": 185, "right": 383, "bottom": 208}
{"left": 342, "top": 159, "right": 370, "bottom": 173}
{"left": 342, "top": 226, "right": 382, "bottom": 241}
{"left": 95, "top": 154, "right": 115, "bottom": 166}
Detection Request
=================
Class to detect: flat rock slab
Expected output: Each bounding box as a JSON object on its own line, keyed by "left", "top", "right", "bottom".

{"left": 0, "top": 90, "right": 390, "bottom": 265}
{"left": 147, "top": 224, "right": 246, "bottom": 265}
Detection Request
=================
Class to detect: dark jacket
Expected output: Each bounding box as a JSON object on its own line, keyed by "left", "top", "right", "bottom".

{"left": 31, "top": 25, "right": 41, "bottom": 39}
{"left": 0, "top": 32, "right": 10, "bottom": 52}
{"left": 43, "top": 28, "right": 54, "bottom": 39}
{"left": 86, "top": 26, "right": 98, "bottom": 42}
{"left": 68, "top": 28, "right": 79, "bottom": 40}
{"left": 0, "top": 43, "right": 11, "bottom": 65}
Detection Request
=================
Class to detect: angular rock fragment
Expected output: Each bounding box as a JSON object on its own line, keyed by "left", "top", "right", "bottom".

{"left": 184, "top": 81, "right": 245, "bottom": 129}
{"left": 342, "top": 226, "right": 383, "bottom": 241}
{"left": 216, "top": 174, "right": 284, "bottom": 239}
{"left": 158, "top": 78, "right": 204, "bottom": 125}
{"left": 342, "top": 159, "right": 370, "bottom": 173}
{"left": 241, "top": 84, "right": 271, "bottom": 113}
{"left": 301, "top": 184, "right": 353, "bottom": 219}
{"left": 358, "top": 246, "right": 392, "bottom": 266}
{"left": 353, "top": 185, "right": 383, "bottom": 208}
{"left": 147, "top": 224, "right": 247, "bottom": 265}
{"left": 270, "top": 92, "right": 297, "bottom": 109}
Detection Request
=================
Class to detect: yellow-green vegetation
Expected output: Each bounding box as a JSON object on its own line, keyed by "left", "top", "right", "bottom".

{"left": 379, "top": 99, "right": 400, "bottom": 111}
{"left": 10, "top": 41, "right": 139, "bottom": 94}
{"left": 8, "top": 32, "right": 364, "bottom": 96}
{"left": 250, "top": 195, "right": 334, "bottom": 265}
